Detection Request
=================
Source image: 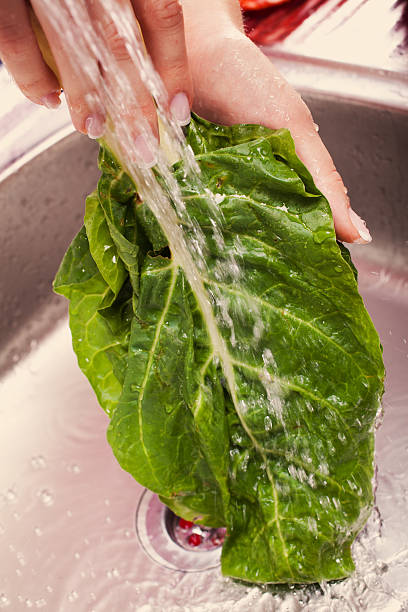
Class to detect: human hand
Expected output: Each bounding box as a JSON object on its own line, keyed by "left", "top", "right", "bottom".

{"left": 0, "top": 0, "right": 370, "bottom": 244}
{"left": 0, "top": 0, "right": 193, "bottom": 163}
{"left": 182, "top": 0, "right": 371, "bottom": 245}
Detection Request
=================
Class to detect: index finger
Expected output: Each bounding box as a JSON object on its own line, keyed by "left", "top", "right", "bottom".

{"left": 132, "top": 0, "right": 193, "bottom": 126}
{"left": 0, "top": 0, "right": 60, "bottom": 107}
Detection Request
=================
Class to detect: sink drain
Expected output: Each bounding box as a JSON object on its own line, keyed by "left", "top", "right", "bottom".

{"left": 135, "top": 489, "right": 225, "bottom": 572}
{"left": 165, "top": 507, "right": 226, "bottom": 552}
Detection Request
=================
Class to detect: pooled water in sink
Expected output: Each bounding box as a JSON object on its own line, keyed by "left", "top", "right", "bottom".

{"left": 0, "top": 258, "right": 406, "bottom": 611}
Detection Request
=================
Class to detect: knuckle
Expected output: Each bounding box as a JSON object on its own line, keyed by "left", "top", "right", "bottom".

{"left": 137, "top": 102, "right": 156, "bottom": 123}
{"left": 122, "top": 100, "right": 154, "bottom": 119}
{"left": 0, "top": 20, "right": 29, "bottom": 58}
{"left": 150, "top": 0, "right": 183, "bottom": 32}
{"left": 161, "top": 63, "right": 189, "bottom": 87}
{"left": 328, "top": 167, "right": 345, "bottom": 191}
{"left": 102, "top": 21, "right": 129, "bottom": 62}
{"left": 125, "top": 100, "right": 157, "bottom": 129}
{"left": 20, "top": 75, "right": 49, "bottom": 96}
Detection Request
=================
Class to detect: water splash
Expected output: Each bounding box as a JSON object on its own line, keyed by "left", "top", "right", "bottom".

{"left": 35, "top": 0, "right": 284, "bottom": 456}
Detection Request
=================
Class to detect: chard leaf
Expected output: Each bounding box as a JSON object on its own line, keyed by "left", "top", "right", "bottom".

{"left": 54, "top": 227, "right": 125, "bottom": 414}
{"left": 110, "top": 255, "right": 229, "bottom": 524}
{"left": 55, "top": 114, "right": 384, "bottom": 584}
{"left": 84, "top": 191, "right": 127, "bottom": 295}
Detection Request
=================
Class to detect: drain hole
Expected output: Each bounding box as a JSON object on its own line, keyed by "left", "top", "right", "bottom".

{"left": 165, "top": 508, "right": 226, "bottom": 552}
{"left": 135, "top": 489, "right": 225, "bottom": 572}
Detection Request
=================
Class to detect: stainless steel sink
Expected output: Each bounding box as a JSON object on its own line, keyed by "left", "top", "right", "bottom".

{"left": 1, "top": 79, "right": 407, "bottom": 611}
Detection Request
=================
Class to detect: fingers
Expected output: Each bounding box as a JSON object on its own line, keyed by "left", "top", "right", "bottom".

{"left": 132, "top": 0, "right": 193, "bottom": 126}
{"left": 182, "top": 21, "right": 370, "bottom": 243}
{"left": 30, "top": 0, "right": 106, "bottom": 138}
{"left": 287, "top": 117, "right": 371, "bottom": 244}
{"left": 268, "top": 76, "right": 371, "bottom": 244}
{"left": 2, "top": 0, "right": 192, "bottom": 162}
{"left": 0, "top": 0, "right": 61, "bottom": 108}
{"left": 87, "top": 0, "right": 159, "bottom": 162}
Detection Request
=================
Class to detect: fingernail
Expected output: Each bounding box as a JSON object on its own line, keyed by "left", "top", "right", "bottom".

{"left": 85, "top": 114, "right": 105, "bottom": 140}
{"left": 170, "top": 92, "right": 191, "bottom": 126}
{"left": 41, "top": 92, "right": 61, "bottom": 110}
{"left": 349, "top": 209, "right": 372, "bottom": 244}
{"left": 134, "top": 134, "right": 157, "bottom": 168}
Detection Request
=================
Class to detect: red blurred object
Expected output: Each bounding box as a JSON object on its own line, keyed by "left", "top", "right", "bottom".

{"left": 244, "top": 0, "right": 336, "bottom": 45}
{"left": 240, "top": 0, "right": 291, "bottom": 9}
{"left": 188, "top": 533, "right": 202, "bottom": 547}
{"left": 178, "top": 518, "right": 194, "bottom": 530}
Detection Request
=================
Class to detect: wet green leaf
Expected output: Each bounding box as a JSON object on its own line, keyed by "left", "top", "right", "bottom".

{"left": 54, "top": 114, "right": 384, "bottom": 584}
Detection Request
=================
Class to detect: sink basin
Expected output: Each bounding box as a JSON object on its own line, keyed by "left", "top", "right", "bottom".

{"left": 0, "top": 88, "right": 407, "bottom": 610}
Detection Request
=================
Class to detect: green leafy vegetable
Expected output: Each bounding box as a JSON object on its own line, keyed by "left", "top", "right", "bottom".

{"left": 54, "top": 115, "right": 384, "bottom": 584}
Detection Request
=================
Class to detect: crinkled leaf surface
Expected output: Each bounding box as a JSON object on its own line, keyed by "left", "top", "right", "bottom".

{"left": 54, "top": 114, "right": 384, "bottom": 584}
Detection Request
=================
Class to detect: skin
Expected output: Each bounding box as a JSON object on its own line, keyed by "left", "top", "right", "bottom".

{"left": 0, "top": 0, "right": 371, "bottom": 243}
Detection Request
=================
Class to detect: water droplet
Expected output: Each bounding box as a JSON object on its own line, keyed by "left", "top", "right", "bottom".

{"left": 0, "top": 593, "right": 11, "bottom": 609}
{"left": 34, "top": 600, "right": 46, "bottom": 609}
{"left": 17, "top": 552, "right": 26, "bottom": 567}
{"left": 106, "top": 567, "right": 120, "bottom": 579}
{"left": 67, "top": 591, "right": 79, "bottom": 603}
{"left": 264, "top": 415, "right": 273, "bottom": 431}
{"left": 5, "top": 489, "right": 17, "bottom": 503}
{"left": 38, "top": 489, "right": 54, "bottom": 507}
{"left": 31, "top": 455, "right": 47, "bottom": 470}
{"left": 313, "top": 230, "right": 331, "bottom": 244}
{"left": 68, "top": 463, "right": 81, "bottom": 474}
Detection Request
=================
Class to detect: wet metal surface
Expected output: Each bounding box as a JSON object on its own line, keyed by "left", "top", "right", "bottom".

{"left": 1, "top": 5, "right": 408, "bottom": 606}
{"left": 246, "top": 0, "right": 408, "bottom": 111}
{"left": 0, "top": 99, "right": 407, "bottom": 608}
{"left": 0, "top": 256, "right": 407, "bottom": 610}
{"left": 246, "top": 0, "right": 408, "bottom": 74}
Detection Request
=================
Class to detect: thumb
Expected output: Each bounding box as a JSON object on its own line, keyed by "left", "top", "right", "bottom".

{"left": 186, "top": 28, "right": 372, "bottom": 244}
{"left": 287, "top": 117, "right": 371, "bottom": 244}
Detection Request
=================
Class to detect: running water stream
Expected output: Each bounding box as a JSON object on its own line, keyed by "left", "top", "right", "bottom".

{"left": 38, "top": 0, "right": 265, "bottom": 444}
